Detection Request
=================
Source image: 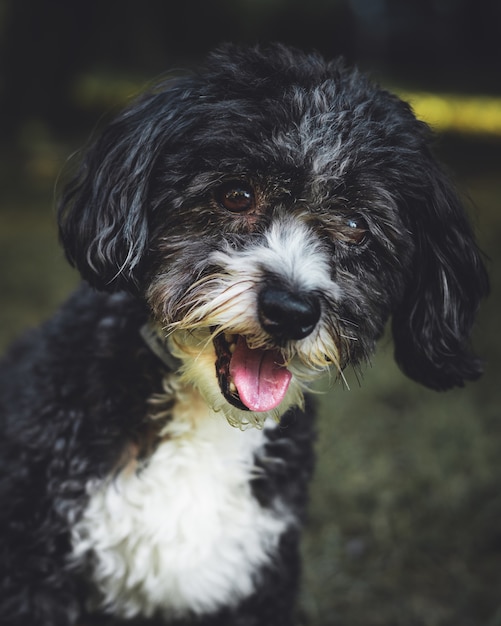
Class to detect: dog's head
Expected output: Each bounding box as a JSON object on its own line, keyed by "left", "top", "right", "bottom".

{"left": 59, "top": 44, "right": 489, "bottom": 425}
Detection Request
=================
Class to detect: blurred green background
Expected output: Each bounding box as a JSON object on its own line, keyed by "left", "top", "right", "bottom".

{"left": 0, "top": 1, "right": 500, "bottom": 624}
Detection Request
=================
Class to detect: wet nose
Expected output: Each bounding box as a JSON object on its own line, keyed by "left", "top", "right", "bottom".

{"left": 258, "top": 284, "right": 321, "bottom": 341}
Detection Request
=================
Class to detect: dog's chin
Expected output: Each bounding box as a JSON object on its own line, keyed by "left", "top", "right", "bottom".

{"left": 167, "top": 329, "right": 305, "bottom": 428}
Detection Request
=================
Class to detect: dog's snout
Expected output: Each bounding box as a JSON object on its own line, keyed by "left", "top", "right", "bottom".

{"left": 258, "top": 285, "right": 321, "bottom": 341}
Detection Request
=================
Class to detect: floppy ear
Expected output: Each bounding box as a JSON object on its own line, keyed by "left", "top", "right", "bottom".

{"left": 391, "top": 161, "right": 489, "bottom": 390}
{"left": 58, "top": 79, "right": 191, "bottom": 292}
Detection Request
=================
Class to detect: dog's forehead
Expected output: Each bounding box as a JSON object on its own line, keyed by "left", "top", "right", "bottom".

{"left": 179, "top": 65, "right": 418, "bottom": 188}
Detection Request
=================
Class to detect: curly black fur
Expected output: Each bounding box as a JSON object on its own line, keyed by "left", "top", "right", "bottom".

{"left": 0, "top": 43, "right": 488, "bottom": 626}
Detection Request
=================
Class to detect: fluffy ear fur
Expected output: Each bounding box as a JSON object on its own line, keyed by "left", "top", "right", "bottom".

{"left": 58, "top": 77, "right": 194, "bottom": 292}
{"left": 392, "top": 159, "right": 489, "bottom": 390}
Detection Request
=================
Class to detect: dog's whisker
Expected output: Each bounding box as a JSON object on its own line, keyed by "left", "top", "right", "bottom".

{"left": 338, "top": 368, "right": 350, "bottom": 391}
{"left": 172, "top": 278, "right": 255, "bottom": 324}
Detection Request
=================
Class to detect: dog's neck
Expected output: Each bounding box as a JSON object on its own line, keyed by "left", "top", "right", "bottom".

{"left": 140, "top": 321, "right": 182, "bottom": 372}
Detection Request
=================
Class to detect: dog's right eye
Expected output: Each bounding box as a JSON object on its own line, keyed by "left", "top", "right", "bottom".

{"left": 215, "top": 183, "right": 255, "bottom": 213}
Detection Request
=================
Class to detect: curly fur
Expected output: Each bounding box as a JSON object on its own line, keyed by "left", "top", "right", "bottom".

{"left": 0, "top": 43, "right": 488, "bottom": 626}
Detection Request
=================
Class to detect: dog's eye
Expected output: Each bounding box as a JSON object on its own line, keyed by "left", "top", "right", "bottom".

{"left": 216, "top": 183, "right": 255, "bottom": 213}
{"left": 343, "top": 216, "right": 368, "bottom": 245}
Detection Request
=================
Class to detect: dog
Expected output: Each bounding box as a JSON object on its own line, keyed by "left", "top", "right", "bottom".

{"left": 0, "top": 43, "right": 489, "bottom": 626}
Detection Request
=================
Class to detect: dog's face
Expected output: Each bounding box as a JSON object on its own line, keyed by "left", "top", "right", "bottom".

{"left": 59, "top": 44, "right": 488, "bottom": 426}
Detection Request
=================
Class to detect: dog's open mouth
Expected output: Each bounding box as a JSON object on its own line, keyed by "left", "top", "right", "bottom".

{"left": 214, "top": 333, "right": 292, "bottom": 413}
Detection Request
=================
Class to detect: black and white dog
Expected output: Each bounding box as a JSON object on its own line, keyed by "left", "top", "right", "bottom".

{"left": 0, "top": 44, "right": 489, "bottom": 626}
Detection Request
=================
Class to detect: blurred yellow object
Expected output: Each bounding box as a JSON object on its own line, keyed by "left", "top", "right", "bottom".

{"left": 399, "top": 91, "right": 501, "bottom": 137}
{"left": 72, "top": 73, "right": 501, "bottom": 138}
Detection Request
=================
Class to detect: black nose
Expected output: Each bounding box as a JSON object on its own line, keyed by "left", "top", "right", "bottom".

{"left": 258, "top": 284, "right": 321, "bottom": 341}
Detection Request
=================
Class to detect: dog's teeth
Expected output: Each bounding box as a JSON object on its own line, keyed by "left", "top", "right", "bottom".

{"left": 223, "top": 333, "right": 238, "bottom": 353}
{"left": 229, "top": 381, "right": 237, "bottom": 394}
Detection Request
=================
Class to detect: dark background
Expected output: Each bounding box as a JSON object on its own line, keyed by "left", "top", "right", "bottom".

{"left": 1, "top": 1, "right": 500, "bottom": 624}
{"left": 2, "top": 0, "right": 501, "bottom": 139}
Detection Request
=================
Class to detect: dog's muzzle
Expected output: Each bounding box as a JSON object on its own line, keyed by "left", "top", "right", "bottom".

{"left": 214, "top": 283, "right": 321, "bottom": 414}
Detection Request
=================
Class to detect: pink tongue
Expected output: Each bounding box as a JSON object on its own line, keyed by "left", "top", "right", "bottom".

{"left": 229, "top": 336, "right": 292, "bottom": 412}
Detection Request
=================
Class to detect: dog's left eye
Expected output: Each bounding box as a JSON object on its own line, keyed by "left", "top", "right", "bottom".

{"left": 215, "top": 183, "right": 255, "bottom": 213}
{"left": 343, "top": 216, "right": 369, "bottom": 245}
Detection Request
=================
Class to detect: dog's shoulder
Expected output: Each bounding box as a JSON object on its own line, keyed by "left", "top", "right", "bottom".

{"left": 0, "top": 284, "right": 149, "bottom": 412}
{"left": 0, "top": 283, "right": 163, "bottom": 494}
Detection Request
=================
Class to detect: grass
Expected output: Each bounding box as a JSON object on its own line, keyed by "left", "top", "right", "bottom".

{"left": 0, "top": 132, "right": 500, "bottom": 626}
{"left": 302, "top": 355, "right": 501, "bottom": 625}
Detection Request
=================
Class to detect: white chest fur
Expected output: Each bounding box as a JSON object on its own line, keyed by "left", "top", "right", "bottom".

{"left": 70, "top": 386, "right": 290, "bottom": 620}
